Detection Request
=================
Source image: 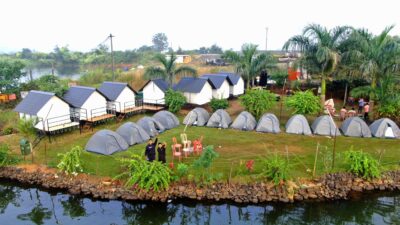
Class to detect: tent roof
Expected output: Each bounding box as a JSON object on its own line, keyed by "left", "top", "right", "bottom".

{"left": 140, "top": 79, "right": 169, "bottom": 92}
{"left": 85, "top": 129, "right": 128, "bottom": 155}
{"left": 201, "top": 74, "right": 232, "bottom": 87}
{"left": 369, "top": 118, "right": 400, "bottom": 138}
{"left": 63, "top": 86, "right": 108, "bottom": 108}
{"left": 14, "top": 90, "right": 60, "bottom": 115}
{"left": 98, "top": 82, "right": 137, "bottom": 101}
{"left": 340, "top": 117, "right": 371, "bottom": 137}
{"left": 173, "top": 77, "right": 215, "bottom": 93}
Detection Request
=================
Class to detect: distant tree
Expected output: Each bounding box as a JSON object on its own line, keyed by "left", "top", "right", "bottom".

{"left": 34, "top": 75, "right": 68, "bottom": 96}
{"left": 198, "top": 47, "right": 208, "bottom": 54}
{"left": 224, "top": 43, "right": 276, "bottom": 89}
{"left": 20, "top": 48, "right": 33, "bottom": 59}
{"left": 144, "top": 52, "right": 197, "bottom": 87}
{"left": 152, "top": 33, "right": 169, "bottom": 52}
{"left": 209, "top": 44, "right": 223, "bottom": 54}
{"left": 0, "top": 58, "right": 25, "bottom": 93}
{"left": 176, "top": 47, "right": 184, "bottom": 55}
{"left": 137, "top": 45, "right": 154, "bottom": 53}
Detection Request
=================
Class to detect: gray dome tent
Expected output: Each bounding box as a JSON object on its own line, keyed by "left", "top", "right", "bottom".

{"left": 311, "top": 115, "right": 341, "bottom": 136}
{"left": 85, "top": 130, "right": 129, "bottom": 155}
{"left": 137, "top": 116, "right": 166, "bottom": 137}
{"left": 206, "top": 109, "right": 232, "bottom": 129}
{"left": 116, "top": 122, "right": 150, "bottom": 145}
{"left": 183, "top": 107, "right": 210, "bottom": 126}
{"left": 369, "top": 118, "right": 400, "bottom": 139}
{"left": 285, "top": 114, "right": 312, "bottom": 135}
{"left": 230, "top": 111, "right": 257, "bottom": 131}
{"left": 340, "top": 117, "right": 371, "bottom": 138}
{"left": 256, "top": 113, "right": 281, "bottom": 133}
{"left": 153, "top": 110, "right": 180, "bottom": 130}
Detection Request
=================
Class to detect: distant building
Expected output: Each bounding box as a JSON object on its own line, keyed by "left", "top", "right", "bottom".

{"left": 166, "top": 55, "right": 192, "bottom": 64}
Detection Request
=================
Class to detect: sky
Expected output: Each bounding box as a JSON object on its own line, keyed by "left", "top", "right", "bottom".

{"left": 1, "top": 0, "right": 399, "bottom": 53}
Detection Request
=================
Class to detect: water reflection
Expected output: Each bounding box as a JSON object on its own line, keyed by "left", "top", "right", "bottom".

{"left": 0, "top": 181, "right": 398, "bottom": 225}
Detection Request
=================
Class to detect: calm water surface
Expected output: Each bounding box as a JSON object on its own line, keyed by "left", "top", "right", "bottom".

{"left": 0, "top": 181, "right": 399, "bottom": 225}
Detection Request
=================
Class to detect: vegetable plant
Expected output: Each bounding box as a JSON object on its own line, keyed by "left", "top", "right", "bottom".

{"left": 344, "top": 148, "right": 380, "bottom": 179}
{"left": 285, "top": 90, "right": 321, "bottom": 115}
{"left": 57, "top": 146, "right": 84, "bottom": 175}
{"left": 165, "top": 89, "right": 186, "bottom": 113}
{"left": 260, "top": 153, "right": 290, "bottom": 185}
{"left": 239, "top": 89, "right": 276, "bottom": 118}
{"left": 209, "top": 98, "right": 229, "bottom": 112}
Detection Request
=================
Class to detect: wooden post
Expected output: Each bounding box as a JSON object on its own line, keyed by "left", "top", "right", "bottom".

{"left": 30, "top": 143, "right": 34, "bottom": 163}
{"left": 313, "top": 143, "right": 320, "bottom": 177}
{"left": 228, "top": 161, "right": 234, "bottom": 187}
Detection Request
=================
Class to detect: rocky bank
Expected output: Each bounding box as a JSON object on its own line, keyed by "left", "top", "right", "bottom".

{"left": 0, "top": 166, "right": 399, "bottom": 203}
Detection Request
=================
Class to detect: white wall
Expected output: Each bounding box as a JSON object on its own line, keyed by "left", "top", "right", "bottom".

{"left": 81, "top": 91, "right": 107, "bottom": 119}
{"left": 212, "top": 80, "right": 230, "bottom": 99}
{"left": 184, "top": 82, "right": 213, "bottom": 105}
{"left": 143, "top": 81, "right": 165, "bottom": 104}
{"left": 231, "top": 77, "right": 245, "bottom": 96}
{"left": 111, "top": 87, "right": 136, "bottom": 112}
{"left": 36, "top": 96, "right": 72, "bottom": 129}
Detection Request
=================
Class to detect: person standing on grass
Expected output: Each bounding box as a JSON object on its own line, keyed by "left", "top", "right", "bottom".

{"left": 348, "top": 96, "right": 355, "bottom": 107}
{"left": 364, "top": 103, "right": 370, "bottom": 122}
{"left": 358, "top": 98, "right": 365, "bottom": 114}
{"left": 145, "top": 138, "right": 158, "bottom": 162}
{"left": 157, "top": 142, "right": 167, "bottom": 164}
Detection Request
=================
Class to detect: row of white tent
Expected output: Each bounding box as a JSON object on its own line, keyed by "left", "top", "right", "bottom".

{"left": 85, "top": 111, "right": 180, "bottom": 155}
{"left": 183, "top": 108, "right": 400, "bottom": 139}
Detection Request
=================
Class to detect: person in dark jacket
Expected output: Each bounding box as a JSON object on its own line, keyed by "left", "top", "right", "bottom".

{"left": 145, "top": 138, "right": 157, "bottom": 162}
{"left": 157, "top": 142, "right": 167, "bottom": 164}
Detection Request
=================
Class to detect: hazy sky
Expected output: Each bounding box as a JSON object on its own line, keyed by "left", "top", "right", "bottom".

{"left": 1, "top": 0, "right": 399, "bottom": 53}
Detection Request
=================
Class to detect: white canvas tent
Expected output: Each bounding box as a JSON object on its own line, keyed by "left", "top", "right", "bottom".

{"left": 116, "top": 122, "right": 150, "bottom": 145}
{"left": 206, "top": 109, "right": 232, "bottom": 129}
{"left": 153, "top": 110, "right": 180, "bottom": 130}
{"left": 256, "top": 113, "right": 281, "bottom": 133}
{"left": 137, "top": 116, "right": 166, "bottom": 137}
{"left": 340, "top": 117, "right": 371, "bottom": 138}
{"left": 230, "top": 111, "right": 257, "bottom": 131}
{"left": 369, "top": 118, "right": 400, "bottom": 139}
{"left": 183, "top": 107, "right": 210, "bottom": 126}
{"left": 311, "top": 115, "right": 341, "bottom": 136}
{"left": 85, "top": 130, "right": 129, "bottom": 155}
{"left": 285, "top": 114, "right": 312, "bottom": 135}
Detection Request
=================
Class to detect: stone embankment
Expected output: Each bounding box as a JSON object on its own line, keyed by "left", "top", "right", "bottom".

{"left": 0, "top": 166, "right": 399, "bottom": 203}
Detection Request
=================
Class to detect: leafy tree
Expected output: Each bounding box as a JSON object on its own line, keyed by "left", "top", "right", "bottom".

{"left": 209, "top": 98, "right": 229, "bottom": 112}
{"left": 17, "top": 118, "right": 37, "bottom": 142}
{"left": 152, "top": 33, "right": 169, "bottom": 52}
{"left": 224, "top": 43, "right": 276, "bottom": 89}
{"left": 144, "top": 52, "right": 197, "bottom": 87}
{"left": 285, "top": 90, "right": 322, "bottom": 115}
{"left": 165, "top": 89, "right": 186, "bottom": 113}
{"left": 343, "top": 26, "right": 400, "bottom": 114}
{"left": 34, "top": 75, "right": 68, "bottom": 96}
{"left": 0, "top": 58, "right": 25, "bottom": 93}
{"left": 283, "top": 24, "right": 352, "bottom": 105}
{"left": 239, "top": 89, "right": 276, "bottom": 118}
{"left": 209, "top": 44, "right": 223, "bottom": 54}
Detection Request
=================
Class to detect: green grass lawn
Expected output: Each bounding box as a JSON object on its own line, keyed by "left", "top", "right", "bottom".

{"left": 2, "top": 101, "right": 400, "bottom": 183}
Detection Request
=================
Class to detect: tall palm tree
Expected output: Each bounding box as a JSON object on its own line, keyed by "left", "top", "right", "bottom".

{"left": 144, "top": 52, "right": 197, "bottom": 87}
{"left": 283, "top": 24, "right": 352, "bottom": 104}
{"left": 223, "top": 43, "right": 275, "bottom": 89}
{"left": 343, "top": 26, "right": 399, "bottom": 114}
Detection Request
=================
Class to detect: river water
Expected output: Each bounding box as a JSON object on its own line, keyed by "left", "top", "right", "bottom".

{"left": 0, "top": 181, "right": 399, "bottom": 225}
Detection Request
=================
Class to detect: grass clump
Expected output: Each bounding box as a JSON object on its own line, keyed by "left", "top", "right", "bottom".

{"left": 260, "top": 153, "right": 290, "bottom": 185}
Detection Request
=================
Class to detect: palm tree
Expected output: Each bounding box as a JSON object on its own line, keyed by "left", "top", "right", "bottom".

{"left": 144, "top": 52, "right": 197, "bottom": 87}
{"left": 343, "top": 26, "right": 400, "bottom": 114}
{"left": 223, "top": 43, "right": 275, "bottom": 89}
{"left": 283, "top": 24, "right": 352, "bottom": 104}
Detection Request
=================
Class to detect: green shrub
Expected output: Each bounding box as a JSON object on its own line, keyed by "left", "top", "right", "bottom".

{"left": 0, "top": 144, "right": 20, "bottom": 166}
{"left": 344, "top": 149, "right": 380, "bottom": 179}
{"left": 117, "top": 154, "right": 172, "bottom": 192}
{"left": 165, "top": 89, "right": 186, "bottom": 113}
{"left": 57, "top": 146, "right": 84, "bottom": 175}
{"left": 209, "top": 98, "right": 229, "bottom": 112}
{"left": 1, "top": 127, "right": 13, "bottom": 135}
{"left": 193, "top": 146, "right": 220, "bottom": 183}
{"left": 270, "top": 71, "right": 287, "bottom": 87}
{"left": 285, "top": 90, "right": 321, "bottom": 115}
{"left": 176, "top": 163, "right": 189, "bottom": 179}
{"left": 239, "top": 89, "right": 276, "bottom": 118}
{"left": 17, "top": 119, "right": 36, "bottom": 141}
{"left": 260, "top": 153, "right": 290, "bottom": 185}
{"left": 376, "top": 100, "right": 400, "bottom": 123}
